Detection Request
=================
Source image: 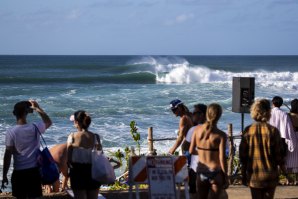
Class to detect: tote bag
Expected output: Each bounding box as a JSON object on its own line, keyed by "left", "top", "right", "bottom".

{"left": 91, "top": 134, "right": 116, "bottom": 184}
{"left": 34, "top": 124, "right": 60, "bottom": 185}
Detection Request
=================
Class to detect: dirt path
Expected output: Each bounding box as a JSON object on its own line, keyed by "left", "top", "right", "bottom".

{"left": 227, "top": 185, "right": 298, "bottom": 199}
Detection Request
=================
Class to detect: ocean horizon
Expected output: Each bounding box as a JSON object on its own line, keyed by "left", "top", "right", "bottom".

{"left": 1, "top": 55, "right": 298, "bottom": 188}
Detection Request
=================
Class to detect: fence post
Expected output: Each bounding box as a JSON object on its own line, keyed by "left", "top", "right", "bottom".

{"left": 148, "top": 127, "right": 155, "bottom": 155}
{"left": 227, "top": 123, "right": 234, "bottom": 184}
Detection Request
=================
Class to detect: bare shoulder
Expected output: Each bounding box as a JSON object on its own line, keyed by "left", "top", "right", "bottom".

{"left": 181, "top": 115, "right": 188, "bottom": 122}
{"left": 69, "top": 131, "right": 78, "bottom": 137}
{"left": 193, "top": 125, "right": 203, "bottom": 134}
{"left": 181, "top": 115, "right": 192, "bottom": 123}
{"left": 68, "top": 132, "right": 83, "bottom": 145}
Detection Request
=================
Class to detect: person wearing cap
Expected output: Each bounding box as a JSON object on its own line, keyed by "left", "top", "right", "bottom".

{"left": 1, "top": 100, "right": 52, "bottom": 198}
{"left": 169, "top": 99, "right": 193, "bottom": 155}
{"left": 67, "top": 110, "right": 102, "bottom": 199}
{"left": 184, "top": 104, "right": 207, "bottom": 199}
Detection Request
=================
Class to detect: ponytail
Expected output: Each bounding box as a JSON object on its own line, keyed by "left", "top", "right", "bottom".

{"left": 82, "top": 115, "right": 91, "bottom": 130}
{"left": 204, "top": 103, "right": 222, "bottom": 132}
{"left": 205, "top": 120, "right": 218, "bottom": 134}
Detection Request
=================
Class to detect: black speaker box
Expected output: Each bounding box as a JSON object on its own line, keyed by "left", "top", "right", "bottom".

{"left": 232, "top": 77, "right": 255, "bottom": 113}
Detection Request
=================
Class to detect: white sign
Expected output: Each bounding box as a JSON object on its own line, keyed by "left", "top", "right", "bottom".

{"left": 147, "top": 156, "right": 176, "bottom": 199}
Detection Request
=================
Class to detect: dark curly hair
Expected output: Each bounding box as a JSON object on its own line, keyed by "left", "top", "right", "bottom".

{"left": 74, "top": 110, "right": 91, "bottom": 130}
{"left": 272, "top": 96, "right": 283, "bottom": 108}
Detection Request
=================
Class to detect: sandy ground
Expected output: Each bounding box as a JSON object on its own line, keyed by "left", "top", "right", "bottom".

{"left": 227, "top": 185, "right": 298, "bottom": 199}
{"left": 1, "top": 185, "right": 298, "bottom": 198}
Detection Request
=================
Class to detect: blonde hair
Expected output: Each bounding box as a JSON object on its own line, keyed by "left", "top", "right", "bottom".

{"left": 250, "top": 99, "right": 271, "bottom": 122}
{"left": 205, "top": 103, "right": 222, "bottom": 132}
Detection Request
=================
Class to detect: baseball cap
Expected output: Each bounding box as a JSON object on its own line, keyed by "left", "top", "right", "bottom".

{"left": 170, "top": 99, "right": 183, "bottom": 110}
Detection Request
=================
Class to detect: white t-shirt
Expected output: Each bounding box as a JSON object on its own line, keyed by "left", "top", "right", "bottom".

{"left": 270, "top": 107, "right": 292, "bottom": 139}
{"left": 185, "top": 125, "right": 199, "bottom": 171}
{"left": 270, "top": 107, "right": 296, "bottom": 151}
{"left": 5, "top": 122, "right": 46, "bottom": 170}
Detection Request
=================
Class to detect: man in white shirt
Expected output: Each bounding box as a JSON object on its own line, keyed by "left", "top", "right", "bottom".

{"left": 269, "top": 96, "right": 297, "bottom": 184}
{"left": 2, "top": 100, "right": 52, "bottom": 198}
{"left": 269, "top": 96, "right": 295, "bottom": 155}
{"left": 185, "top": 104, "right": 207, "bottom": 199}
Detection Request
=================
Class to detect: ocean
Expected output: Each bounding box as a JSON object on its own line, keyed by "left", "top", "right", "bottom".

{"left": 1, "top": 55, "right": 298, "bottom": 184}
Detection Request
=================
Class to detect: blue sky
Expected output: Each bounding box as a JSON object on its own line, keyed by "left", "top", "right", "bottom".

{"left": 0, "top": 0, "right": 298, "bottom": 55}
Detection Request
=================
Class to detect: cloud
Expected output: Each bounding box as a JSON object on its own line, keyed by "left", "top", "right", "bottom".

{"left": 176, "top": 13, "right": 194, "bottom": 23}
{"left": 66, "top": 9, "right": 82, "bottom": 20}
{"left": 164, "top": 13, "right": 194, "bottom": 26}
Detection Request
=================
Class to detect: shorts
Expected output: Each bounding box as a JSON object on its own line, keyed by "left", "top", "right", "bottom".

{"left": 11, "top": 167, "right": 42, "bottom": 199}
{"left": 70, "top": 163, "right": 101, "bottom": 190}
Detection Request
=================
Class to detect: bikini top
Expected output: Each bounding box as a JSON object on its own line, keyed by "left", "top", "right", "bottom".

{"left": 197, "top": 146, "right": 219, "bottom": 152}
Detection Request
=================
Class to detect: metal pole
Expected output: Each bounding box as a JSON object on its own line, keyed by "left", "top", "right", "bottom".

{"left": 227, "top": 123, "right": 234, "bottom": 184}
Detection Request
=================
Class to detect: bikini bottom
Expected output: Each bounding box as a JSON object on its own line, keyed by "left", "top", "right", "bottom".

{"left": 197, "top": 167, "right": 222, "bottom": 183}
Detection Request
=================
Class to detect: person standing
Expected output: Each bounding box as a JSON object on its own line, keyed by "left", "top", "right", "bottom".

{"left": 67, "top": 110, "right": 102, "bottom": 199}
{"left": 185, "top": 104, "right": 207, "bottom": 199}
{"left": 286, "top": 99, "right": 298, "bottom": 184}
{"left": 240, "top": 99, "right": 285, "bottom": 199}
{"left": 168, "top": 99, "right": 193, "bottom": 155}
{"left": 289, "top": 99, "right": 298, "bottom": 132}
{"left": 189, "top": 103, "right": 228, "bottom": 199}
{"left": 269, "top": 96, "right": 295, "bottom": 156}
{"left": 2, "top": 100, "right": 52, "bottom": 199}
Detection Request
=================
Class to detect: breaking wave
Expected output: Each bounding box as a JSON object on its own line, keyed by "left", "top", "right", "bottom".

{"left": 130, "top": 56, "right": 298, "bottom": 90}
